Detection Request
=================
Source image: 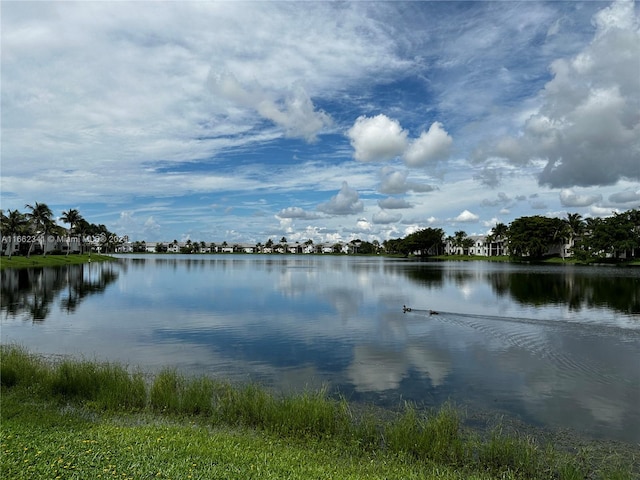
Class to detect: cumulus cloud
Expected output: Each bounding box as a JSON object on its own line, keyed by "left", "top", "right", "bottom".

{"left": 378, "top": 197, "right": 413, "bottom": 209}
{"left": 589, "top": 205, "right": 620, "bottom": 217}
{"left": 403, "top": 122, "right": 453, "bottom": 167}
{"left": 276, "top": 206, "right": 322, "bottom": 220}
{"left": 530, "top": 200, "right": 548, "bottom": 210}
{"left": 473, "top": 0, "right": 640, "bottom": 188}
{"left": 372, "top": 210, "right": 402, "bottom": 224}
{"left": 453, "top": 210, "right": 480, "bottom": 222}
{"left": 317, "top": 181, "right": 364, "bottom": 215}
{"left": 347, "top": 114, "right": 408, "bottom": 162}
{"left": 348, "top": 115, "right": 453, "bottom": 166}
{"left": 559, "top": 189, "right": 602, "bottom": 207}
{"left": 353, "top": 218, "right": 372, "bottom": 233}
{"left": 209, "top": 72, "right": 331, "bottom": 142}
{"left": 379, "top": 168, "right": 437, "bottom": 194}
{"left": 608, "top": 189, "right": 640, "bottom": 204}
{"left": 481, "top": 192, "right": 516, "bottom": 208}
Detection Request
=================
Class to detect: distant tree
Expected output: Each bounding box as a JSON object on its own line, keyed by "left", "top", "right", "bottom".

{"left": 402, "top": 228, "right": 445, "bottom": 256}
{"left": 357, "top": 240, "right": 376, "bottom": 254}
{"left": 507, "top": 215, "right": 566, "bottom": 258}
{"left": 182, "top": 239, "right": 193, "bottom": 254}
{"left": 61, "top": 208, "right": 83, "bottom": 255}
{"left": 25, "top": 202, "right": 54, "bottom": 257}
{"left": 383, "top": 238, "right": 404, "bottom": 255}
{"left": 462, "top": 236, "right": 475, "bottom": 255}
{"left": 74, "top": 219, "right": 92, "bottom": 254}
{"left": 486, "top": 222, "right": 509, "bottom": 256}
{"left": 1, "top": 209, "right": 27, "bottom": 258}
{"left": 565, "top": 213, "right": 584, "bottom": 238}
{"left": 453, "top": 231, "right": 466, "bottom": 253}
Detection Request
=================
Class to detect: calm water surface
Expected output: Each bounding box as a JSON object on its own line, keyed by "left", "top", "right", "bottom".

{"left": 2, "top": 255, "right": 639, "bottom": 443}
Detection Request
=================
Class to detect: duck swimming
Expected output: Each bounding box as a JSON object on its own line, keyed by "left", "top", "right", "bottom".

{"left": 402, "top": 305, "right": 412, "bottom": 313}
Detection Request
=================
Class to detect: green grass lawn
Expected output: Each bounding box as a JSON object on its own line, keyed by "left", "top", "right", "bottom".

{"left": 1, "top": 345, "right": 635, "bottom": 480}
{"left": 2, "top": 392, "right": 499, "bottom": 480}
{"left": 0, "top": 253, "right": 115, "bottom": 270}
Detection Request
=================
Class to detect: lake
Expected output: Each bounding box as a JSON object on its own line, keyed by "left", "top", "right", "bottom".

{"left": 2, "top": 255, "right": 639, "bottom": 444}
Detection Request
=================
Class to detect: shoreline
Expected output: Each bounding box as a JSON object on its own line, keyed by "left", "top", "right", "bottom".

{"left": 2, "top": 252, "right": 638, "bottom": 269}
{"left": 0, "top": 253, "right": 116, "bottom": 270}
{"left": 2, "top": 345, "right": 637, "bottom": 479}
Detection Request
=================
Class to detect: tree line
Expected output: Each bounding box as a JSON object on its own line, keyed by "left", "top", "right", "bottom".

{"left": 383, "top": 209, "right": 639, "bottom": 261}
{"left": 3, "top": 202, "right": 638, "bottom": 261}
{"left": 1, "top": 203, "right": 121, "bottom": 258}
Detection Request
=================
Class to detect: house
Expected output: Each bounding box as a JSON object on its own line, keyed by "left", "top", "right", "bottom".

{"left": 116, "top": 242, "right": 133, "bottom": 253}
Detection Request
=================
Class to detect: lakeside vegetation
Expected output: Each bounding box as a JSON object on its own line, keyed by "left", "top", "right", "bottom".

{"left": 2, "top": 203, "right": 638, "bottom": 263}
{"left": 430, "top": 254, "right": 640, "bottom": 266}
{"left": 386, "top": 209, "right": 639, "bottom": 263}
{"left": 1, "top": 345, "right": 635, "bottom": 480}
{"left": 0, "top": 253, "right": 115, "bottom": 271}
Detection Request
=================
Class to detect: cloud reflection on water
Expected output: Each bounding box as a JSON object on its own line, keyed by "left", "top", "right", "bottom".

{"left": 2, "top": 255, "right": 639, "bottom": 443}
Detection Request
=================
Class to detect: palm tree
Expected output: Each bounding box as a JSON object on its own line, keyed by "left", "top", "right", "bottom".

{"left": 488, "top": 222, "right": 508, "bottom": 256}
{"left": 2, "top": 209, "right": 27, "bottom": 258}
{"left": 453, "top": 231, "right": 466, "bottom": 254}
{"left": 25, "top": 202, "right": 54, "bottom": 257}
{"left": 74, "top": 219, "right": 91, "bottom": 254}
{"left": 564, "top": 213, "right": 584, "bottom": 251}
{"left": 60, "top": 208, "right": 83, "bottom": 255}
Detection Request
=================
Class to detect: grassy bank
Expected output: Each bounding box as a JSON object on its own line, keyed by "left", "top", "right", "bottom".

{"left": 1, "top": 345, "right": 635, "bottom": 479}
{"left": 431, "top": 254, "right": 640, "bottom": 266}
{"left": 0, "top": 253, "right": 115, "bottom": 270}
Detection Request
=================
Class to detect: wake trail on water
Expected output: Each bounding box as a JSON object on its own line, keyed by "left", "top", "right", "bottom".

{"left": 407, "top": 308, "right": 639, "bottom": 334}
{"left": 405, "top": 308, "right": 638, "bottom": 386}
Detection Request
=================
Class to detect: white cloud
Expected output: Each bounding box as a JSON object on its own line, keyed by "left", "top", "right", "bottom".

{"left": 276, "top": 207, "right": 322, "bottom": 220}
{"left": 379, "top": 168, "right": 437, "bottom": 195}
{"left": 372, "top": 210, "right": 402, "bottom": 224}
{"left": 453, "top": 210, "right": 480, "bottom": 222}
{"left": 403, "top": 122, "right": 453, "bottom": 167}
{"left": 347, "top": 114, "right": 408, "bottom": 162}
{"left": 348, "top": 116, "right": 453, "bottom": 168}
{"left": 378, "top": 197, "right": 413, "bottom": 209}
{"left": 589, "top": 205, "right": 620, "bottom": 217}
{"left": 473, "top": 0, "right": 640, "bottom": 188}
{"left": 379, "top": 170, "right": 409, "bottom": 194}
{"left": 209, "top": 72, "right": 332, "bottom": 142}
{"left": 559, "top": 189, "right": 603, "bottom": 207}
{"left": 353, "top": 218, "right": 372, "bottom": 233}
{"left": 608, "top": 188, "right": 640, "bottom": 205}
{"left": 317, "top": 182, "right": 364, "bottom": 215}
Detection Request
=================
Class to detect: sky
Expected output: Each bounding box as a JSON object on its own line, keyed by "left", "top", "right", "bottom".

{"left": 2, "top": 0, "right": 639, "bottom": 245}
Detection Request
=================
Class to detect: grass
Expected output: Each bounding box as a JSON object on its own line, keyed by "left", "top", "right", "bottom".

{"left": 1, "top": 345, "right": 636, "bottom": 479}
{"left": 431, "top": 254, "right": 640, "bottom": 266}
{"left": 0, "top": 253, "right": 115, "bottom": 270}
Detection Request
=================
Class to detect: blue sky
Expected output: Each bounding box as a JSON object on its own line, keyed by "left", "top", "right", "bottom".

{"left": 2, "top": 0, "right": 639, "bottom": 244}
